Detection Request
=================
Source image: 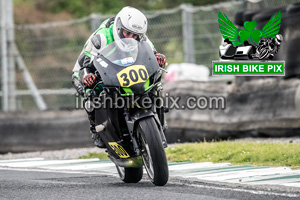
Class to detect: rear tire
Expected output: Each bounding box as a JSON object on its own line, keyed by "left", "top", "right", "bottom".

{"left": 116, "top": 165, "right": 143, "bottom": 183}
{"left": 137, "top": 117, "right": 169, "bottom": 186}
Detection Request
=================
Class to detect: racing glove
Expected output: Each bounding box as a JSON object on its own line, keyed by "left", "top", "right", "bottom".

{"left": 155, "top": 52, "right": 166, "bottom": 68}
{"left": 83, "top": 73, "right": 96, "bottom": 88}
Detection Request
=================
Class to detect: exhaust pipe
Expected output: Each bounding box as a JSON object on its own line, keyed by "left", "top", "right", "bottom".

{"left": 108, "top": 155, "right": 143, "bottom": 168}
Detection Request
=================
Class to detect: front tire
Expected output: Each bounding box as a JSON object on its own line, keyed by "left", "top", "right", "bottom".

{"left": 116, "top": 165, "right": 143, "bottom": 183}
{"left": 137, "top": 117, "right": 169, "bottom": 186}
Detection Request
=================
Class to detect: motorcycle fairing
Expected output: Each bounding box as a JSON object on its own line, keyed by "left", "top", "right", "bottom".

{"left": 94, "top": 41, "right": 159, "bottom": 94}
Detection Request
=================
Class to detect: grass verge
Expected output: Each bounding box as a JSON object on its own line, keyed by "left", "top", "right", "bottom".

{"left": 79, "top": 141, "right": 300, "bottom": 168}
{"left": 165, "top": 141, "right": 300, "bottom": 169}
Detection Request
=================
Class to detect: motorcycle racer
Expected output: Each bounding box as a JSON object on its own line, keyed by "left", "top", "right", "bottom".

{"left": 71, "top": 6, "right": 166, "bottom": 148}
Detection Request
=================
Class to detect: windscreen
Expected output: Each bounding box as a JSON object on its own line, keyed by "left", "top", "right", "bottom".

{"left": 99, "top": 38, "right": 139, "bottom": 67}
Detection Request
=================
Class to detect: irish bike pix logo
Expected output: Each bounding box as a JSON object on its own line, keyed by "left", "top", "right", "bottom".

{"left": 213, "top": 11, "right": 285, "bottom": 76}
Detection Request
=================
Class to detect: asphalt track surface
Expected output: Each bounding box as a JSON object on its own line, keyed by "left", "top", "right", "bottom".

{"left": 0, "top": 168, "right": 299, "bottom": 200}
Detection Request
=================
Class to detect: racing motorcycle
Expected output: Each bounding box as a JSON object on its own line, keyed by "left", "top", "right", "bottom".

{"left": 88, "top": 38, "right": 169, "bottom": 186}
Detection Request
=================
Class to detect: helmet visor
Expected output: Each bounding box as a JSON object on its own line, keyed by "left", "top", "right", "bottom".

{"left": 122, "top": 28, "right": 140, "bottom": 40}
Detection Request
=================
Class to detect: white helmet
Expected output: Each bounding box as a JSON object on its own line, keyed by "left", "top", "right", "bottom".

{"left": 113, "top": 6, "right": 148, "bottom": 42}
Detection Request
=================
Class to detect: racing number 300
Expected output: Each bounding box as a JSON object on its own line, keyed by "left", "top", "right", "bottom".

{"left": 117, "top": 65, "right": 149, "bottom": 87}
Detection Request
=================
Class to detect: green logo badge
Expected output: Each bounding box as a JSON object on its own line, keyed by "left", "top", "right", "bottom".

{"left": 214, "top": 11, "right": 285, "bottom": 76}
{"left": 218, "top": 11, "right": 281, "bottom": 46}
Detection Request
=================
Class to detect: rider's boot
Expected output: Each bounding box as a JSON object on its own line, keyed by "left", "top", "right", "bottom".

{"left": 86, "top": 109, "right": 105, "bottom": 148}
{"left": 90, "top": 124, "right": 105, "bottom": 148}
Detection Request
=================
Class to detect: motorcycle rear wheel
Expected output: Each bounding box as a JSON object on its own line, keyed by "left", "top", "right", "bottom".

{"left": 137, "top": 117, "right": 169, "bottom": 186}
{"left": 115, "top": 165, "right": 143, "bottom": 183}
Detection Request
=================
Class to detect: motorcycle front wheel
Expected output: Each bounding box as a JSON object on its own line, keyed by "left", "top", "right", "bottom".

{"left": 137, "top": 117, "right": 169, "bottom": 186}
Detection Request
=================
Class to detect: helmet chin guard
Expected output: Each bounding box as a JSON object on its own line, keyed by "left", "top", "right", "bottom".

{"left": 113, "top": 6, "right": 147, "bottom": 42}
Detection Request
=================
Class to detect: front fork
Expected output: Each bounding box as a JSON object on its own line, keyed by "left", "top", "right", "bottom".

{"left": 154, "top": 85, "right": 169, "bottom": 132}
{"left": 154, "top": 107, "right": 168, "bottom": 148}
{"left": 150, "top": 84, "right": 168, "bottom": 148}
{"left": 123, "top": 107, "right": 168, "bottom": 157}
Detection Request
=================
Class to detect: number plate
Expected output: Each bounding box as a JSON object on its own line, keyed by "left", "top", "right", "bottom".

{"left": 117, "top": 65, "right": 149, "bottom": 87}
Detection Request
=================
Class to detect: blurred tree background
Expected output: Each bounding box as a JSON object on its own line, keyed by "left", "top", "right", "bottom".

{"left": 10, "top": 0, "right": 299, "bottom": 110}
{"left": 10, "top": 0, "right": 237, "bottom": 110}
{"left": 13, "top": 0, "right": 225, "bottom": 24}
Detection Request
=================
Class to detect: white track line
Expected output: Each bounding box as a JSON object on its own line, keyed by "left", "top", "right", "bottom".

{"left": 192, "top": 167, "right": 292, "bottom": 181}
{"left": 180, "top": 183, "right": 300, "bottom": 198}
{"left": 47, "top": 162, "right": 115, "bottom": 170}
{"left": 282, "top": 182, "right": 300, "bottom": 187}
{"left": 0, "top": 158, "right": 44, "bottom": 163}
{"left": 231, "top": 171, "right": 300, "bottom": 184}
{"left": 0, "top": 159, "right": 99, "bottom": 168}
{"left": 169, "top": 162, "right": 231, "bottom": 171}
